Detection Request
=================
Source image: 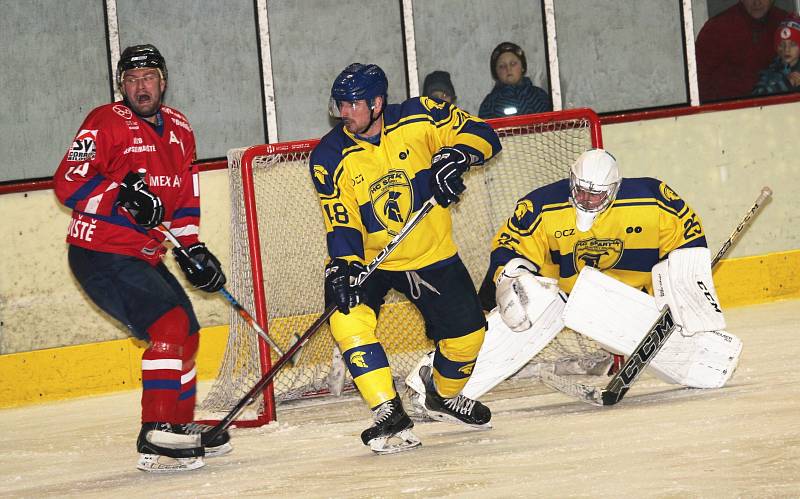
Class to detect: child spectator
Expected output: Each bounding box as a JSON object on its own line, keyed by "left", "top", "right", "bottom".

{"left": 422, "top": 70, "right": 456, "bottom": 104}
{"left": 478, "top": 42, "right": 552, "bottom": 119}
{"left": 696, "top": 0, "right": 789, "bottom": 102}
{"left": 753, "top": 16, "right": 800, "bottom": 95}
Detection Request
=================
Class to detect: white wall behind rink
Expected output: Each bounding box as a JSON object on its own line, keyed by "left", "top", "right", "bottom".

{"left": 0, "top": 103, "right": 795, "bottom": 354}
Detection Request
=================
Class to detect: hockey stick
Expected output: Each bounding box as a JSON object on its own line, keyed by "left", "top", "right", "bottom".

{"left": 541, "top": 186, "right": 773, "bottom": 406}
{"left": 204, "top": 198, "right": 438, "bottom": 441}
{"left": 158, "top": 226, "right": 300, "bottom": 365}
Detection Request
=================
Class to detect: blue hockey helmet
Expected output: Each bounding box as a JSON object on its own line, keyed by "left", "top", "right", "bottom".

{"left": 329, "top": 63, "right": 388, "bottom": 117}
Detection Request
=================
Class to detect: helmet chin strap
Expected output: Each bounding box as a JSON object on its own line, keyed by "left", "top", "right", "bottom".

{"left": 358, "top": 98, "right": 384, "bottom": 135}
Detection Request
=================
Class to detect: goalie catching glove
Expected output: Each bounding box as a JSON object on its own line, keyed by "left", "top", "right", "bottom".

{"left": 117, "top": 172, "right": 164, "bottom": 229}
{"left": 325, "top": 258, "right": 367, "bottom": 314}
{"left": 495, "top": 258, "right": 563, "bottom": 332}
{"left": 429, "top": 147, "right": 471, "bottom": 207}
{"left": 173, "top": 243, "right": 227, "bottom": 293}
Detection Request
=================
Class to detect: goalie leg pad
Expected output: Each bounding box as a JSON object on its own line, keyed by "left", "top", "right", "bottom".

{"left": 462, "top": 297, "right": 565, "bottom": 399}
{"left": 651, "top": 329, "right": 742, "bottom": 388}
{"left": 564, "top": 266, "right": 741, "bottom": 388}
{"left": 409, "top": 290, "right": 563, "bottom": 400}
{"left": 653, "top": 247, "right": 725, "bottom": 335}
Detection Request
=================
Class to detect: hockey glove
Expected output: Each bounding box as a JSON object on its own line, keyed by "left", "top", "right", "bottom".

{"left": 429, "top": 147, "right": 471, "bottom": 207}
{"left": 325, "top": 258, "right": 367, "bottom": 315}
{"left": 173, "top": 243, "right": 227, "bottom": 293}
{"left": 117, "top": 172, "right": 164, "bottom": 229}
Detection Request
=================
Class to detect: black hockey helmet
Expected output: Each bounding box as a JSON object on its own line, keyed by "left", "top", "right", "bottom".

{"left": 116, "top": 44, "right": 167, "bottom": 86}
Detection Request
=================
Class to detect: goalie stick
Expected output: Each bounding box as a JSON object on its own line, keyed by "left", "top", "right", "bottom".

{"left": 159, "top": 226, "right": 301, "bottom": 365}
{"left": 203, "top": 198, "right": 438, "bottom": 442}
{"left": 541, "top": 186, "right": 773, "bottom": 406}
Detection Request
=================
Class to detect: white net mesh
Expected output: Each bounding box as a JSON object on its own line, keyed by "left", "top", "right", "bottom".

{"left": 199, "top": 110, "right": 608, "bottom": 424}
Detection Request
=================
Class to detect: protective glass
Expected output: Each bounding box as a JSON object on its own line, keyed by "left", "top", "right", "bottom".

{"left": 328, "top": 98, "right": 364, "bottom": 118}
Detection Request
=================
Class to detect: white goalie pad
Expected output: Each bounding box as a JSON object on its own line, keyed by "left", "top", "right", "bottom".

{"left": 405, "top": 293, "right": 566, "bottom": 402}
{"left": 496, "top": 258, "right": 561, "bottom": 332}
{"left": 563, "top": 266, "right": 741, "bottom": 388}
{"left": 652, "top": 247, "right": 726, "bottom": 335}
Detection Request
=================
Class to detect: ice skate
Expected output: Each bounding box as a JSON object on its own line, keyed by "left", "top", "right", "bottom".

{"left": 418, "top": 365, "right": 492, "bottom": 429}
{"left": 136, "top": 422, "right": 205, "bottom": 473}
{"left": 177, "top": 422, "right": 233, "bottom": 458}
{"left": 360, "top": 395, "right": 421, "bottom": 455}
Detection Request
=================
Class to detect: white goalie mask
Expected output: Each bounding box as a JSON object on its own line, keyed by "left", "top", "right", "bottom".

{"left": 569, "top": 149, "right": 621, "bottom": 232}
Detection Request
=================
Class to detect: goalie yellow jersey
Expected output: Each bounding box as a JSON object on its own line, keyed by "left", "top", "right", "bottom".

{"left": 488, "top": 177, "right": 708, "bottom": 294}
{"left": 310, "top": 97, "right": 501, "bottom": 270}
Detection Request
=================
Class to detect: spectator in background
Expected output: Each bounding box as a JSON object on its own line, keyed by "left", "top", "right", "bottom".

{"left": 422, "top": 70, "right": 456, "bottom": 104}
{"left": 696, "top": 0, "right": 789, "bottom": 102}
{"left": 479, "top": 42, "right": 552, "bottom": 119}
{"left": 753, "top": 16, "right": 800, "bottom": 95}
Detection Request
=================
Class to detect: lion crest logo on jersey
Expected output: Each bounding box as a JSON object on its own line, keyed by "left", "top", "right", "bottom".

{"left": 659, "top": 182, "right": 680, "bottom": 202}
{"left": 421, "top": 96, "right": 447, "bottom": 112}
{"left": 510, "top": 199, "right": 537, "bottom": 235}
{"left": 458, "top": 362, "right": 476, "bottom": 376}
{"left": 312, "top": 164, "right": 338, "bottom": 197}
{"left": 313, "top": 165, "right": 328, "bottom": 185}
{"left": 573, "top": 238, "right": 623, "bottom": 272}
{"left": 349, "top": 351, "right": 368, "bottom": 368}
{"left": 370, "top": 170, "right": 413, "bottom": 235}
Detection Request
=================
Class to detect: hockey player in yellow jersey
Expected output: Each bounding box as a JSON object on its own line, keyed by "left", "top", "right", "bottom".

{"left": 310, "top": 63, "right": 502, "bottom": 454}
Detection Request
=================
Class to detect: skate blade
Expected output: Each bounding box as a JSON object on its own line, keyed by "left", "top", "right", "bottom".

{"left": 137, "top": 453, "right": 205, "bottom": 473}
{"left": 368, "top": 429, "right": 422, "bottom": 455}
{"left": 422, "top": 410, "right": 493, "bottom": 430}
{"left": 204, "top": 442, "right": 233, "bottom": 458}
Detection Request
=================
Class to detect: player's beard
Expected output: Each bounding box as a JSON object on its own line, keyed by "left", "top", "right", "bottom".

{"left": 342, "top": 117, "right": 362, "bottom": 134}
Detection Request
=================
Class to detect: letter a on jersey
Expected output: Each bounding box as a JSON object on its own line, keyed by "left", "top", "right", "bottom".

{"left": 169, "top": 130, "right": 185, "bottom": 155}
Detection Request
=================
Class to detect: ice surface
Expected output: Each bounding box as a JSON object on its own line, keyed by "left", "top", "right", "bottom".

{"left": 1, "top": 300, "right": 798, "bottom": 497}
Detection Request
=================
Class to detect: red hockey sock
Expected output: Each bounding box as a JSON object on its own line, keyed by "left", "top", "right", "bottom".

{"left": 141, "top": 306, "right": 189, "bottom": 423}
{"left": 174, "top": 332, "right": 199, "bottom": 423}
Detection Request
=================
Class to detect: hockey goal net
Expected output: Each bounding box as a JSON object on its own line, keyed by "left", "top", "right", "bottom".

{"left": 199, "top": 108, "right": 607, "bottom": 426}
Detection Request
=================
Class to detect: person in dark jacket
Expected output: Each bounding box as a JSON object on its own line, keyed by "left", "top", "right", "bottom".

{"left": 753, "top": 16, "right": 800, "bottom": 95}
{"left": 478, "top": 42, "right": 552, "bottom": 119}
{"left": 696, "top": 0, "right": 788, "bottom": 102}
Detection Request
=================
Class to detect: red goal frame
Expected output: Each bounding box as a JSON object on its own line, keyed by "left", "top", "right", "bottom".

{"left": 224, "top": 108, "right": 602, "bottom": 426}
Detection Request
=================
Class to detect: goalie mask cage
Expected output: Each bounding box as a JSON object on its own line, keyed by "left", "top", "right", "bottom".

{"left": 198, "top": 108, "right": 605, "bottom": 427}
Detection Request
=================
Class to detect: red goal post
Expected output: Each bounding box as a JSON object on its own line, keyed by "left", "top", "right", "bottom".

{"left": 198, "top": 108, "right": 605, "bottom": 427}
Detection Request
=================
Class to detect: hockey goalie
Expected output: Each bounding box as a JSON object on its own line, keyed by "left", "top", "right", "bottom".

{"left": 407, "top": 148, "right": 742, "bottom": 403}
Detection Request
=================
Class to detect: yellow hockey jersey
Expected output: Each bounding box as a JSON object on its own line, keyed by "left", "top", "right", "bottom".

{"left": 488, "top": 177, "right": 707, "bottom": 294}
{"left": 310, "top": 97, "right": 501, "bottom": 271}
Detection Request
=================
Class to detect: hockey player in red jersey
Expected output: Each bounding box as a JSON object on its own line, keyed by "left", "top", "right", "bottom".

{"left": 54, "top": 44, "right": 230, "bottom": 472}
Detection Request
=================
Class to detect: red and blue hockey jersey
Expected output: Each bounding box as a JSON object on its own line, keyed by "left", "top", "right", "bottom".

{"left": 54, "top": 102, "right": 200, "bottom": 265}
